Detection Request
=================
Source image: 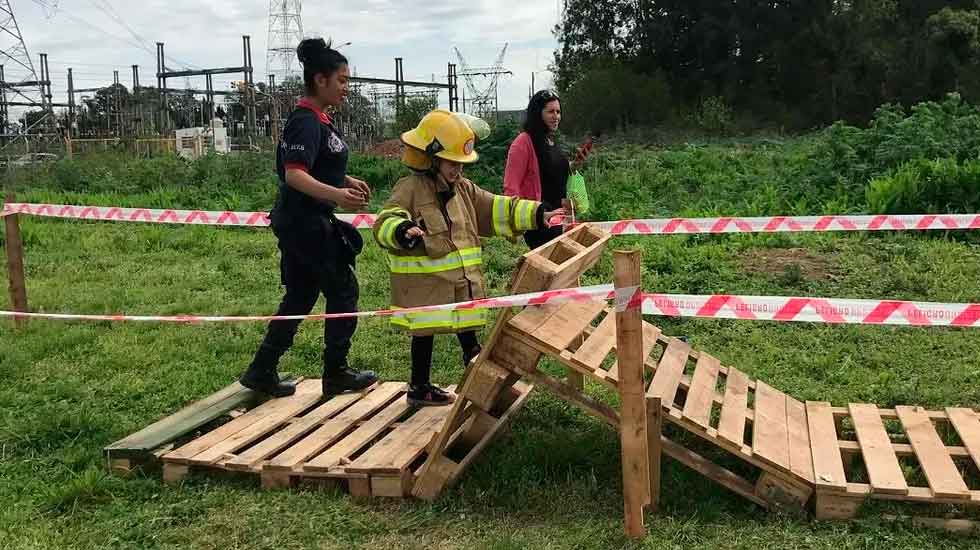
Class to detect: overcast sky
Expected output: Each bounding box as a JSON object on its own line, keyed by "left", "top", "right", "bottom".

{"left": 12, "top": 0, "right": 561, "bottom": 116}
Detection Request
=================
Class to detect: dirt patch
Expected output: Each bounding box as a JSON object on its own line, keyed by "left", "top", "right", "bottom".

{"left": 365, "top": 138, "right": 402, "bottom": 159}
{"left": 739, "top": 248, "right": 839, "bottom": 282}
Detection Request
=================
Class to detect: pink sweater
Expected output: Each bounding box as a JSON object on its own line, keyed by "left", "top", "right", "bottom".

{"left": 503, "top": 132, "right": 541, "bottom": 200}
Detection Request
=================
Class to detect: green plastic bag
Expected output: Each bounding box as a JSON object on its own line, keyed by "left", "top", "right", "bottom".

{"left": 567, "top": 170, "right": 590, "bottom": 215}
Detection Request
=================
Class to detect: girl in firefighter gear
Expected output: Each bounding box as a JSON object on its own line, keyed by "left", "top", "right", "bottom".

{"left": 373, "top": 110, "right": 564, "bottom": 406}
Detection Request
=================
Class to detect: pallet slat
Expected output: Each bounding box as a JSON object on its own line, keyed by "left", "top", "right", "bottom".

{"left": 164, "top": 380, "right": 321, "bottom": 463}
{"left": 752, "top": 382, "right": 791, "bottom": 471}
{"left": 570, "top": 311, "right": 616, "bottom": 371}
{"left": 806, "top": 401, "right": 848, "bottom": 492}
{"left": 223, "top": 390, "right": 371, "bottom": 471}
{"left": 189, "top": 390, "right": 325, "bottom": 465}
{"left": 946, "top": 407, "right": 980, "bottom": 471}
{"left": 682, "top": 353, "right": 720, "bottom": 430}
{"left": 304, "top": 393, "right": 414, "bottom": 472}
{"left": 786, "top": 397, "right": 814, "bottom": 483}
{"left": 645, "top": 339, "right": 690, "bottom": 407}
{"left": 718, "top": 367, "right": 750, "bottom": 448}
{"left": 895, "top": 406, "right": 970, "bottom": 499}
{"left": 850, "top": 403, "right": 908, "bottom": 495}
{"left": 346, "top": 396, "right": 455, "bottom": 474}
{"left": 264, "top": 383, "right": 404, "bottom": 471}
{"left": 526, "top": 300, "right": 607, "bottom": 352}
{"left": 607, "top": 322, "right": 661, "bottom": 382}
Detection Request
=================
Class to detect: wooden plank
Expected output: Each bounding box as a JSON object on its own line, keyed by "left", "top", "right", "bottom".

{"left": 463, "top": 360, "right": 509, "bottom": 412}
{"left": 681, "top": 353, "right": 720, "bottom": 429}
{"left": 895, "top": 405, "right": 970, "bottom": 499}
{"left": 786, "top": 397, "right": 814, "bottom": 483}
{"left": 647, "top": 397, "right": 663, "bottom": 512}
{"left": 188, "top": 390, "right": 325, "bottom": 466}
{"left": 264, "top": 383, "right": 404, "bottom": 471}
{"left": 164, "top": 379, "right": 320, "bottom": 463}
{"left": 490, "top": 334, "right": 541, "bottom": 373}
{"left": 414, "top": 381, "right": 534, "bottom": 499}
{"left": 613, "top": 249, "right": 647, "bottom": 539}
{"left": 4, "top": 200, "right": 28, "bottom": 327}
{"left": 508, "top": 303, "right": 563, "bottom": 336}
{"left": 224, "top": 386, "right": 390, "bottom": 471}
{"left": 106, "top": 380, "right": 266, "bottom": 457}
{"left": 304, "top": 393, "right": 414, "bottom": 472}
{"left": 570, "top": 311, "right": 617, "bottom": 371}
{"left": 849, "top": 403, "right": 908, "bottom": 495}
{"left": 660, "top": 436, "right": 768, "bottom": 508}
{"left": 527, "top": 300, "right": 606, "bottom": 352}
{"left": 946, "top": 407, "right": 980, "bottom": 471}
{"left": 832, "top": 406, "right": 948, "bottom": 421}
{"left": 838, "top": 439, "right": 972, "bottom": 459}
{"left": 345, "top": 401, "right": 452, "bottom": 473}
{"left": 645, "top": 339, "right": 690, "bottom": 407}
{"left": 520, "top": 366, "right": 619, "bottom": 427}
{"left": 844, "top": 483, "right": 980, "bottom": 505}
{"left": 752, "top": 381, "right": 791, "bottom": 471}
{"left": 717, "top": 367, "right": 749, "bottom": 447}
{"left": 607, "top": 323, "right": 661, "bottom": 383}
{"left": 806, "top": 401, "right": 848, "bottom": 492}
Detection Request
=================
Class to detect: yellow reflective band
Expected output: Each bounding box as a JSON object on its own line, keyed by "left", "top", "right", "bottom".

{"left": 516, "top": 200, "right": 537, "bottom": 231}
{"left": 493, "top": 195, "right": 513, "bottom": 237}
{"left": 378, "top": 206, "right": 410, "bottom": 219}
{"left": 379, "top": 217, "right": 403, "bottom": 249}
{"left": 388, "top": 247, "right": 482, "bottom": 274}
{"left": 390, "top": 307, "right": 488, "bottom": 331}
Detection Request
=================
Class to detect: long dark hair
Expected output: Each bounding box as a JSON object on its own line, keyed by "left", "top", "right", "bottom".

{"left": 523, "top": 89, "right": 561, "bottom": 198}
{"left": 296, "top": 38, "right": 348, "bottom": 96}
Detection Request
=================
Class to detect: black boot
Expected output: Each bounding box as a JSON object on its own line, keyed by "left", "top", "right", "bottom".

{"left": 239, "top": 347, "right": 296, "bottom": 398}
{"left": 323, "top": 365, "right": 378, "bottom": 395}
{"left": 408, "top": 384, "right": 456, "bottom": 407}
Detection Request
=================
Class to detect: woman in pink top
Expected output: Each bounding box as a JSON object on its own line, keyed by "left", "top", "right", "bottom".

{"left": 503, "top": 90, "right": 569, "bottom": 249}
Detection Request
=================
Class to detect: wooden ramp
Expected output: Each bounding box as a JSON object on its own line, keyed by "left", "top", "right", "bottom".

{"left": 417, "top": 224, "right": 980, "bottom": 527}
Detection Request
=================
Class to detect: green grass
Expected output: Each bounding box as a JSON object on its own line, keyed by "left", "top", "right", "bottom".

{"left": 3, "top": 145, "right": 980, "bottom": 548}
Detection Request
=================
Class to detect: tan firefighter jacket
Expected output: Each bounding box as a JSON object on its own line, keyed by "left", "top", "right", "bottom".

{"left": 373, "top": 172, "right": 543, "bottom": 335}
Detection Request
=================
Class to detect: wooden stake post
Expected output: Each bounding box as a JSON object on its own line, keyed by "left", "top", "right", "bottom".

{"left": 613, "top": 250, "right": 650, "bottom": 538}
{"left": 3, "top": 189, "right": 28, "bottom": 326}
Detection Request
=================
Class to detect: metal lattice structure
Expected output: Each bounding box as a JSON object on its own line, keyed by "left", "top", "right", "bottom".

{"left": 265, "top": 0, "right": 304, "bottom": 83}
{"left": 0, "top": 0, "right": 53, "bottom": 138}
{"left": 454, "top": 44, "right": 511, "bottom": 121}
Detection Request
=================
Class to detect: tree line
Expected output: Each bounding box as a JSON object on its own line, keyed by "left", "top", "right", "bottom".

{"left": 554, "top": 1, "right": 980, "bottom": 133}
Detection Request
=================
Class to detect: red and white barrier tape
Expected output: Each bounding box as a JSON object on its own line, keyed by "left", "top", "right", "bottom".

{"left": 0, "top": 285, "right": 615, "bottom": 323}
{"left": 3, "top": 285, "right": 978, "bottom": 328}
{"left": 593, "top": 214, "right": 980, "bottom": 235}
{"left": 0, "top": 203, "right": 377, "bottom": 228}
{"left": 6, "top": 203, "right": 980, "bottom": 235}
{"left": 640, "top": 294, "right": 980, "bottom": 327}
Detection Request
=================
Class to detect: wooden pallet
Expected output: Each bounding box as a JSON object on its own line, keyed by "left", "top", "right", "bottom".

{"left": 414, "top": 223, "right": 611, "bottom": 499}
{"left": 502, "top": 301, "right": 815, "bottom": 511}
{"left": 807, "top": 402, "right": 980, "bottom": 519}
{"left": 104, "top": 376, "right": 295, "bottom": 475}
{"left": 110, "top": 378, "right": 531, "bottom": 498}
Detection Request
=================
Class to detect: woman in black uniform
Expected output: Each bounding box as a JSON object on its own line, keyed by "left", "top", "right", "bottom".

{"left": 239, "top": 38, "right": 378, "bottom": 398}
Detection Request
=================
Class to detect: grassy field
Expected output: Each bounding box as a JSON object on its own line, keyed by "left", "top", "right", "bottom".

{"left": 3, "top": 134, "right": 980, "bottom": 548}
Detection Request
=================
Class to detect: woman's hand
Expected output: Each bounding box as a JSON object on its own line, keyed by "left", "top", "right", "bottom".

{"left": 345, "top": 176, "right": 372, "bottom": 200}
{"left": 330, "top": 187, "right": 369, "bottom": 211}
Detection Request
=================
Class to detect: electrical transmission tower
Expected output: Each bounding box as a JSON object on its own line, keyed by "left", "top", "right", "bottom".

{"left": 266, "top": 0, "right": 304, "bottom": 83}
{"left": 454, "top": 44, "right": 511, "bottom": 121}
{"left": 0, "top": 0, "right": 52, "bottom": 137}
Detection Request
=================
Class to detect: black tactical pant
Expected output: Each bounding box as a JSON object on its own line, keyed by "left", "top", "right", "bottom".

{"left": 250, "top": 215, "right": 359, "bottom": 374}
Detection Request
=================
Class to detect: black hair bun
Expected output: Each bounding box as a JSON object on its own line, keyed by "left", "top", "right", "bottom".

{"left": 297, "top": 38, "right": 330, "bottom": 64}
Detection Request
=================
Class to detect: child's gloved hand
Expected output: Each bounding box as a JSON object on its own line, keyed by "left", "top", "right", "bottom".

{"left": 544, "top": 208, "right": 567, "bottom": 227}
{"left": 406, "top": 226, "right": 426, "bottom": 239}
